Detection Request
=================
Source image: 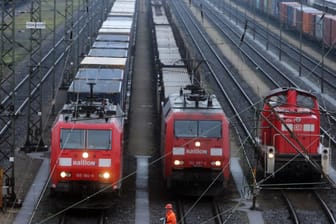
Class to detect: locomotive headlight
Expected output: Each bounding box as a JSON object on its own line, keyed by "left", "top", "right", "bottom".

{"left": 268, "top": 150, "right": 275, "bottom": 159}
{"left": 195, "top": 141, "right": 201, "bottom": 147}
{"left": 60, "top": 172, "right": 66, "bottom": 178}
{"left": 266, "top": 146, "right": 275, "bottom": 174}
{"left": 211, "top": 161, "right": 221, "bottom": 166}
{"left": 102, "top": 172, "right": 110, "bottom": 179}
{"left": 211, "top": 161, "right": 222, "bottom": 170}
{"left": 99, "top": 172, "right": 111, "bottom": 179}
{"left": 82, "top": 152, "right": 89, "bottom": 159}
{"left": 60, "top": 171, "right": 71, "bottom": 178}
{"left": 214, "top": 160, "right": 221, "bottom": 166}
{"left": 173, "top": 160, "right": 184, "bottom": 166}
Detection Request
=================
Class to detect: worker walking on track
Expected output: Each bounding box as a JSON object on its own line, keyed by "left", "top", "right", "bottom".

{"left": 165, "top": 203, "right": 177, "bottom": 224}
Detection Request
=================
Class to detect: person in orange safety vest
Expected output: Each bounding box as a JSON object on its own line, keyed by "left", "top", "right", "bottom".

{"left": 165, "top": 203, "right": 177, "bottom": 224}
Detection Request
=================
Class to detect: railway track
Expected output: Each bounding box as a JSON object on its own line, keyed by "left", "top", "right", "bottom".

{"left": 184, "top": 1, "right": 336, "bottom": 152}
{"left": 176, "top": 198, "right": 224, "bottom": 224}
{"left": 210, "top": 0, "right": 336, "bottom": 94}
{"left": 171, "top": 0, "right": 336, "bottom": 170}
{"left": 230, "top": 3, "right": 336, "bottom": 92}
{"left": 170, "top": 0, "right": 258, "bottom": 147}
{"left": 281, "top": 190, "right": 336, "bottom": 224}
{"left": 58, "top": 207, "right": 107, "bottom": 224}
{"left": 175, "top": 197, "right": 247, "bottom": 224}
{"left": 190, "top": 0, "right": 336, "bottom": 148}
{"left": 169, "top": 0, "right": 336, "bottom": 190}
{"left": 212, "top": 0, "right": 336, "bottom": 148}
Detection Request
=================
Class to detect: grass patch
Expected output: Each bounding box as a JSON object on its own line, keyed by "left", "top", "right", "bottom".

{"left": 2, "top": 0, "right": 82, "bottom": 65}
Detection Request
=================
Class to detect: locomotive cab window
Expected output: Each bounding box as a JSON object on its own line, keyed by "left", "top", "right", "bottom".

{"left": 61, "top": 129, "right": 85, "bottom": 149}
{"left": 297, "top": 94, "right": 314, "bottom": 108}
{"left": 174, "top": 120, "right": 222, "bottom": 138}
{"left": 267, "top": 94, "right": 286, "bottom": 107}
{"left": 199, "top": 120, "right": 222, "bottom": 138}
{"left": 60, "top": 129, "right": 111, "bottom": 150}
{"left": 174, "top": 120, "right": 197, "bottom": 137}
{"left": 87, "top": 130, "right": 111, "bottom": 150}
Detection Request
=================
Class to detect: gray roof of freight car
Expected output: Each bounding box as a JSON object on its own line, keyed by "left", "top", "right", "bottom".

{"left": 76, "top": 68, "right": 124, "bottom": 81}
{"left": 88, "top": 48, "right": 128, "bottom": 58}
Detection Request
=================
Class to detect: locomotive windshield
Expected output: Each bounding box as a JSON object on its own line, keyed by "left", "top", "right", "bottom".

{"left": 267, "top": 92, "right": 315, "bottom": 109}
{"left": 61, "top": 129, "right": 85, "bottom": 149}
{"left": 61, "top": 129, "right": 111, "bottom": 150}
{"left": 297, "top": 93, "right": 315, "bottom": 108}
{"left": 174, "top": 120, "right": 222, "bottom": 138}
{"left": 267, "top": 94, "right": 287, "bottom": 107}
{"left": 87, "top": 130, "right": 111, "bottom": 149}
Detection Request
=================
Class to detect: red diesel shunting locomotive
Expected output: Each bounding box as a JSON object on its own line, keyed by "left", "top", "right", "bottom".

{"left": 258, "top": 87, "right": 330, "bottom": 182}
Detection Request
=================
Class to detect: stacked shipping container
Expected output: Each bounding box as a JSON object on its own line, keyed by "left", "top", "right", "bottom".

{"left": 247, "top": 0, "right": 336, "bottom": 48}
{"left": 323, "top": 15, "right": 336, "bottom": 47}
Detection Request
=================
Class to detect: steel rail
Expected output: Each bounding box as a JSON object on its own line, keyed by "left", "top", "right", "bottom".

{"left": 211, "top": 200, "right": 224, "bottom": 224}
{"left": 171, "top": 0, "right": 256, "bottom": 145}
{"left": 198, "top": 0, "right": 336, "bottom": 146}
{"left": 218, "top": 1, "right": 336, "bottom": 91}
{"left": 313, "top": 190, "right": 336, "bottom": 224}
{"left": 281, "top": 190, "right": 300, "bottom": 224}
{"left": 176, "top": 199, "right": 186, "bottom": 224}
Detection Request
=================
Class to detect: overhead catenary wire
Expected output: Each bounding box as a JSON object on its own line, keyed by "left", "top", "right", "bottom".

{"left": 28, "top": 1, "right": 336, "bottom": 224}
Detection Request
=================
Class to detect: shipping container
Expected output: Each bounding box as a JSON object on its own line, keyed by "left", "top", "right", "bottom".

{"left": 302, "top": 7, "right": 322, "bottom": 36}
{"left": 315, "top": 14, "right": 324, "bottom": 41}
{"left": 323, "top": 15, "right": 336, "bottom": 46}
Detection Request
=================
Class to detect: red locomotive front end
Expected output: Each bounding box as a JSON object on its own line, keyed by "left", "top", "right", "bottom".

{"left": 50, "top": 102, "right": 124, "bottom": 195}
{"left": 162, "top": 91, "right": 230, "bottom": 193}
{"left": 258, "top": 87, "right": 330, "bottom": 181}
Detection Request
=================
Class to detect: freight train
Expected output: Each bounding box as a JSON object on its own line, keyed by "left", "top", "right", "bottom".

{"left": 212, "top": 0, "right": 336, "bottom": 48}
{"left": 257, "top": 87, "right": 330, "bottom": 183}
{"left": 151, "top": 0, "right": 230, "bottom": 194}
{"left": 49, "top": 0, "right": 136, "bottom": 195}
{"left": 279, "top": 2, "right": 336, "bottom": 47}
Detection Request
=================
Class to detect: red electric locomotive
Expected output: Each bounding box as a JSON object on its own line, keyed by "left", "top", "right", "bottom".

{"left": 161, "top": 85, "right": 230, "bottom": 193}
{"left": 50, "top": 99, "right": 124, "bottom": 195}
{"left": 49, "top": 0, "right": 136, "bottom": 196}
{"left": 258, "top": 87, "right": 330, "bottom": 182}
